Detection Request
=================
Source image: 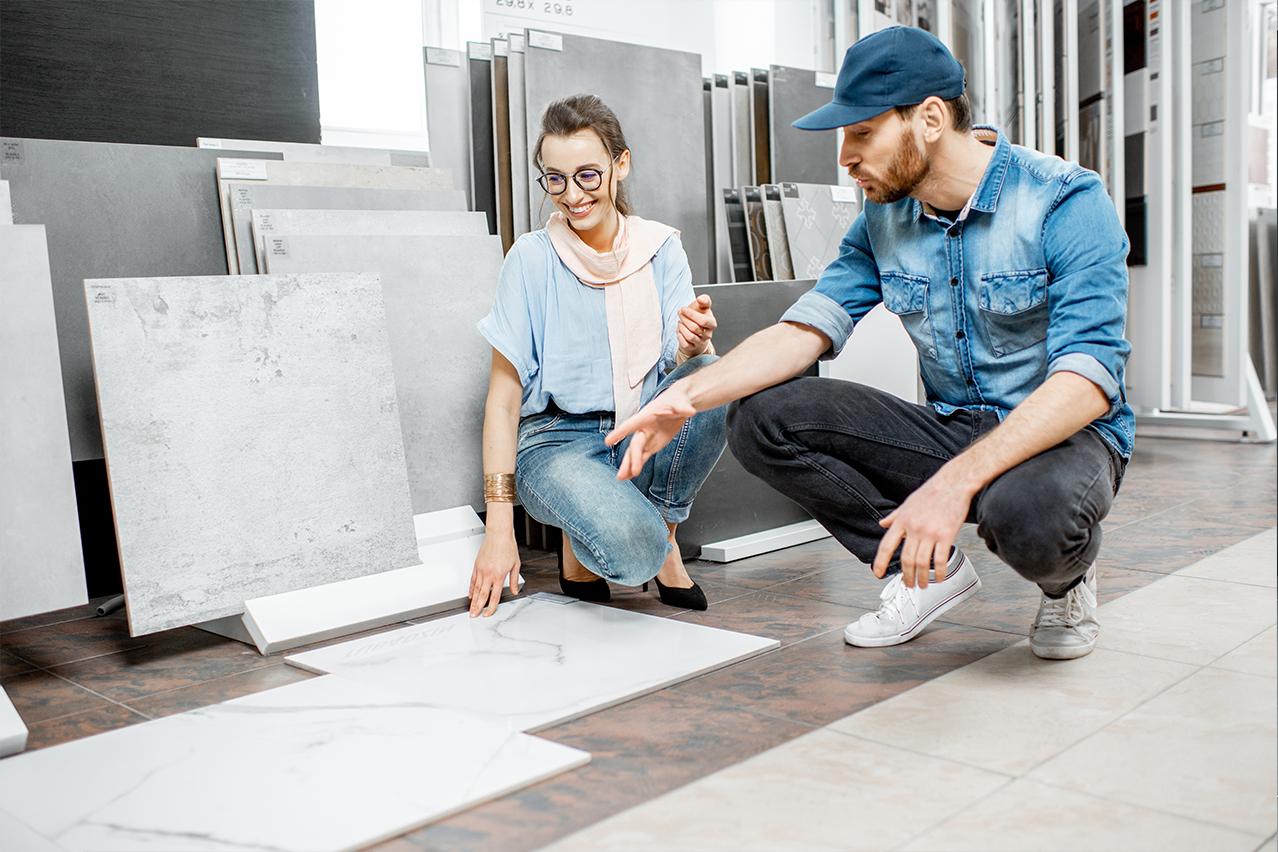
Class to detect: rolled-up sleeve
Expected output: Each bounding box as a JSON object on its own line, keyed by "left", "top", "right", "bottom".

{"left": 1042, "top": 170, "right": 1132, "bottom": 418}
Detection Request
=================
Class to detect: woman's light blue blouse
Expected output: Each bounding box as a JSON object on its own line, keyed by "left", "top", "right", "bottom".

{"left": 477, "top": 228, "right": 694, "bottom": 417}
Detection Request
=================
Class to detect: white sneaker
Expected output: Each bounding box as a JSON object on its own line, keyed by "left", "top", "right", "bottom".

{"left": 1030, "top": 563, "right": 1100, "bottom": 660}
{"left": 843, "top": 549, "right": 982, "bottom": 647}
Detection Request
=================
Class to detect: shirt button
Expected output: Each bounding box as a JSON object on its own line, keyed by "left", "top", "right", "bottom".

{"left": 966, "top": 378, "right": 975, "bottom": 386}
{"left": 950, "top": 277, "right": 958, "bottom": 287}
{"left": 955, "top": 330, "right": 965, "bottom": 339}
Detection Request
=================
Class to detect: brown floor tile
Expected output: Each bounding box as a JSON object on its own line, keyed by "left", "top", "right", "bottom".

{"left": 687, "top": 536, "right": 858, "bottom": 590}
{"left": 21, "top": 703, "right": 150, "bottom": 752}
{"left": 124, "top": 662, "right": 317, "bottom": 719}
{"left": 47, "top": 626, "right": 275, "bottom": 703}
{"left": 1, "top": 609, "right": 154, "bottom": 668}
{"left": 0, "top": 669, "right": 111, "bottom": 725}
{"left": 409, "top": 690, "right": 812, "bottom": 852}
{"left": 361, "top": 838, "right": 439, "bottom": 852}
{"left": 765, "top": 561, "right": 904, "bottom": 609}
{"left": 669, "top": 589, "right": 864, "bottom": 646}
{"left": 0, "top": 650, "right": 35, "bottom": 678}
{"left": 1102, "top": 516, "right": 1270, "bottom": 575}
{"left": 673, "top": 621, "right": 1018, "bottom": 727}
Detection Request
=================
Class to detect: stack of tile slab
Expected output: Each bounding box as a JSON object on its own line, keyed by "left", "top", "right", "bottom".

{"left": 263, "top": 233, "right": 504, "bottom": 514}
{"left": 0, "top": 138, "right": 284, "bottom": 461}
{"left": 196, "top": 137, "right": 432, "bottom": 167}
{"left": 84, "top": 272, "right": 421, "bottom": 637}
{"left": 251, "top": 208, "right": 489, "bottom": 253}
{"left": 0, "top": 675, "right": 590, "bottom": 851}
{"left": 214, "top": 158, "right": 455, "bottom": 273}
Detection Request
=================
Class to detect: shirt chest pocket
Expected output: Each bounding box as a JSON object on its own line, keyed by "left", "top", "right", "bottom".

{"left": 880, "top": 272, "right": 937, "bottom": 360}
{"left": 978, "top": 269, "right": 1049, "bottom": 356}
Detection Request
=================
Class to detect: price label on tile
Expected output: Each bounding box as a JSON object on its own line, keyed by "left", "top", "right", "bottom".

{"left": 425, "top": 47, "right": 461, "bottom": 67}
{"left": 199, "top": 139, "right": 223, "bottom": 149}
{"left": 257, "top": 213, "right": 275, "bottom": 233}
{"left": 2, "top": 140, "right": 24, "bottom": 164}
{"left": 468, "top": 42, "right": 493, "bottom": 61}
{"left": 219, "top": 159, "right": 269, "bottom": 180}
{"left": 831, "top": 185, "right": 859, "bottom": 203}
{"left": 528, "top": 31, "right": 563, "bottom": 51}
{"left": 268, "top": 237, "right": 289, "bottom": 258}
{"left": 815, "top": 72, "right": 837, "bottom": 89}
{"left": 88, "top": 283, "right": 115, "bottom": 305}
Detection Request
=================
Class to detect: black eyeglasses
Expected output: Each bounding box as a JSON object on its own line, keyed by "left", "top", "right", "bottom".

{"left": 536, "top": 161, "right": 613, "bottom": 195}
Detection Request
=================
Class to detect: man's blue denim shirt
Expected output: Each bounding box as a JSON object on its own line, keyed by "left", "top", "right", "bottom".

{"left": 781, "top": 127, "right": 1135, "bottom": 459}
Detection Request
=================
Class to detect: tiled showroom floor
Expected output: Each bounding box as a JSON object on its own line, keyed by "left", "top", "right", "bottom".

{"left": 1, "top": 430, "right": 1274, "bottom": 852}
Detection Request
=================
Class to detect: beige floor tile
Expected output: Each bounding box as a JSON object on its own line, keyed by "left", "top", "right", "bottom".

{"left": 1027, "top": 667, "right": 1277, "bottom": 837}
{"left": 1098, "top": 574, "right": 1277, "bottom": 666}
{"left": 538, "top": 729, "right": 1008, "bottom": 852}
{"left": 826, "top": 646, "right": 1195, "bottom": 776}
{"left": 901, "top": 778, "right": 1264, "bottom": 851}
{"left": 1176, "top": 528, "right": 1277, "bottom": 588}
{"left": 1210, "top": 626, "right": 1277, "bottom": 679}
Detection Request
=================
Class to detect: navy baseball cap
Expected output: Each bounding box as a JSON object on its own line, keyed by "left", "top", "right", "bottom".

{"left": 793, "top": 26, "right": 965, "bottom": 130}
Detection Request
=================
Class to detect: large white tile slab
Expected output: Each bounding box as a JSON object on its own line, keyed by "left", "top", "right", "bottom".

{"left": 542, "top": 728, "right": 1008, "bottom": 852}
{"left": 1175, "top": 527, "right": 1277, "bottom": 587}
{"left": 250, "top": 207, "right": 486, "bottom": 244}
{"left": 0, "top": 675, "right": 589, "bottom": 851}
{"left": 1028, "top": 667, "right": 1277, "bottom": 837}
{"left": 1096, "top": 573, "right": 1277, "bottom": 666}
{"left": 1211, "top": 625, "right": 1277, "bottom": 678}
{"left": 85, "top": 273, "right": 419, "bottom": 636}
{"left": 263, "top": 233, "right": 502, "bottom": 513}
{"left": 827, "top": 646, "right": 1196, "bottom": 776}
{"left": 197, "top": 138, "right": 431, "bottom": 168}
{"left": 0, "top": 809, "right": 61, "bottom": 852}
{"left": 226, "top": 181, "right": 466, "bottom": 274}
{"left": 901, "top": 777, "right": 1264, "bottom": 852}
{"left": 0, "top": 685, "right": 28, "bottom": 758}
{"left": 287, "top": 597, "right": 778, "bottom": 733}
{"left": 0, "top": 226, "right": 88, "bottom": 622}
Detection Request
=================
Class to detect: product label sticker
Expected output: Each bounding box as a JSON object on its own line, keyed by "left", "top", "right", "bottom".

{"left": 1200, "top": 58, "right": 1224, "bottom": 75}
{"left": 87, "top": 283, "right": 115, "bottom": 305}
{"left": 815, "top": 71, "right": 837, "bottom": 89}
{"left": 233, "top": 185, "right": 254, "bottom": 204}
{"left": 831, "top": 185, "right": 859, "bottom": 203}
{"left": 782, "top": 182, "right": 799, "bottom": 198}
{"left": 257, "top": 213, "right": 274, "bottom": 232}
{"left": 468, "top": 42, "right": 493, "bottom": 61}
{"left": 425, "top": 47, "right": 461, "bottom": 67}
{"left": 1201, "top": 121, "right": 1224, "bottom": 138}
{"left": 1201, "top": 314, "right": 1224, "bottom": 328}
{"left": 509, "top": 34, "right": 525, "bottom": 52}
{"left": 492, "top": 39, "right": 508, "bottom": 57}
{"left": 199, "top": 139, "right": 224, "bottom": 149}
{"left": 2, "top": 140, "right": 23, "bottom": 164}
{"left": 218, "top": 159, "right": 269, "bottom": 181}
{"left": 269, "top": 237, "right": 289, "bottom": 258}
{"left": 1201, "top": 253, "right": 1223, "bottom": 268}
{"left": 527, "top": 31, "right": 563, "bottom": 51}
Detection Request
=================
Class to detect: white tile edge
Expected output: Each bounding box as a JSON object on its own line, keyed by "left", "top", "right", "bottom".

{"left": 699, "top": 520, "right": 831, "bottom": 562}
{"left": 0, "top": 685, "right": 28, "bottom": 758}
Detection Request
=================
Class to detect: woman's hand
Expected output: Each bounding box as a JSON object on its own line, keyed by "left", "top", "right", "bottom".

{"left": 469, "top": 523, "right": 521, "bottom": 617}
{"left": 677, "top": 294, "right": 716, "bottom": 360}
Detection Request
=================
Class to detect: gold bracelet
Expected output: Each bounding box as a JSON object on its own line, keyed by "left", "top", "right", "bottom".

{"left": 483, "top": 473, "right": 516, "bottom": 503}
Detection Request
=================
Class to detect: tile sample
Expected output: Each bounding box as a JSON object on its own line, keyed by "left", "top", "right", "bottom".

{"left": 250, "top": 209, "right": 488, "bottom": 249}
{"left": 730, "top": 71, "right": 754, "bottom": 189}
{"left": 768, "top": 65, "right": 840, "bottom": 185}
{"left": 0, "top": 179, "right": 10, "bottom": 223}
{"left": 524, "top": 30, "right": 710, "bottom": 282}
{"left": 491, "top": 39, "right": 515, "bottom": 253}
{"left": 751, "top": 68, "right": 771, "bottom": 185}
{"left": 761, "top": 185, "right": 793, "bottom": 280}
{"left": 226, "top": 181, "right": 466, "bottom": 274}
{"left": 0, "top": 685, "right": 28, "bottom": 758}
{"left": 506, "top": 35, "right": 531, "bottom": 241}
{"left": 196, "top": 138, "right": 431, "bottom": 167}
{"left": 424, "top": 46, "right": 474, "bottom": 207}
{"left": 0, "top": 137, "right": 282, "bottom": 461}
{"left": 0, "top": 675, "right": 590, "bottom": 851}
{"left": 742, "top": 186, "right": 772, "bottom": 280}
{"left": 287, "top": 597, "right": 778, "bottom": 733}
{"left": 84, "top": 273, "right": 420, "bottom": 636}
{"left": 469, "top": 42, "right": 498, "bottom": 236}
{"left": 709, "top": 75, "right": 734, "bottom": 283}
{"left": 0, "top": 226, "right": 88, "bottom": 622}
{"left": 781, "top": 181, "right": 861, "bottom": 279}
{"left": 262, "top": 234, "right": 502, "bottom": 513}
{"left": 722, "top": 188, "right": 753, "bottom": 283}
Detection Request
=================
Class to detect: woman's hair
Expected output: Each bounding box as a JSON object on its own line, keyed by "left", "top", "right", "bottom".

{"left": 532, "top": 94, "right": 633, "bottom": 216}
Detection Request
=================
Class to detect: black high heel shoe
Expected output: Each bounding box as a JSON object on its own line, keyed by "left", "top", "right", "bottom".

{"left": 558, "top": 539, "right": 610, "bottom": 602}
{"left": 653, "top": 577, "right": 708, "bottom": 611}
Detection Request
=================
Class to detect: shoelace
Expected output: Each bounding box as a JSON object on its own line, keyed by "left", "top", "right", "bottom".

{"left": 871, "top": 574, "right": 917, "bottom": 623}
{"left": 1037, "top": 580, "right": 1097, "bottom": 628}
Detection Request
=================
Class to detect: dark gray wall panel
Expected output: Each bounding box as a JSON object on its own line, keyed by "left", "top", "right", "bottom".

{"left": 0, "top": 138, "right": 282, "bottom": 461}
{"left": 468, "top": 43, "right": 498, "bottom": 235}
{"left": 679, "top": 279, "right": 819, "bottom": 553}
{"left": 523, "top": 31, "right": 710, "bottom": 283}
{"left": 768, "top": 65, "right": 840, "bottom": 185}
{"left": 0, "top": 0, "right": 320, "bottom": 147}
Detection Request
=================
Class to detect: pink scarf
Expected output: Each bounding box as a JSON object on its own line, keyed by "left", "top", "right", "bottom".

{"left": 545, "top": 212, "right": 677, "bottom": 422}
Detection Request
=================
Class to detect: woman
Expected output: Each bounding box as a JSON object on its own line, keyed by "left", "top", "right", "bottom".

{"left": 469, "top": 94, "right": 727, "bottom": 618}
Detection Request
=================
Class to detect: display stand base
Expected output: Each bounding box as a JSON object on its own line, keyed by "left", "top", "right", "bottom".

{"left": 1135, "top": 362, "right": 1277, "bottom": 443}
{"left": 698, "top": 519, "right": 831, "bottom": 563}
{"left": 195, "top": 507, "right": 490, "bottom": 655}
{"left": 0, "top": 685, "right": 28, "bottom": 758}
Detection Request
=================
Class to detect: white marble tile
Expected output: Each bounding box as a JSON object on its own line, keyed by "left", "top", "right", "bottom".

{"left": 0, "top": 809, "right": 61, "bottom": 852}
{"left": 0, "top": 685, "right": 28, "bottom": 758}
{"left": 288, "top": 598, "right": 779, "bottom": 733}
{"left": 263, "top": 233, "right": 503, "bottom": 513}
{"left": 543, "top": 729, "right": 1008, "bottom": 852}
{"left": 1176, "top": 527, "right": 1277, "bottom": 588}
{"left": 0, "top": 226, "right": 88, "bottom": 622}
{"left": 1210, "top": 625, "right": 1277, "bottom": 678}
{"left": 0, "top": 675, "right": 588, "bottom": 851}
{"left": 1027, "top": 667, "right": 1277, "bottom": 837}
{"left": 85, "top": 273, "right": 419, "bottom": 636}
{"left": 827, "top": 646, "right": 1197, "bottom": 776}
{"left": 1096, "top": 573, "right": 1277, "bottom": 666}
{"left": 900, "top": 777, "right": 1265, "bottom": 852}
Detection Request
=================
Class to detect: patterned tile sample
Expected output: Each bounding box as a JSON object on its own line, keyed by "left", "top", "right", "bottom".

{"left": 0, "top": 675, "right": 589, "bottom": 851}
{"left": 762, "top": 185, "right": 793, "bottom": 280}
{"left": 723, "top": 188, "right": 753, "bottom": 282}
{"left": 0, "top": 138, "right": 282, "bottom": 461}
{"left": 262, "top": 234, "right": 502, "bottom": 513}
{"left": 742, "top": 186, "right": 772, "bottom": 280}
{"left": 424, "top": 47, "right": 473, "bottom": 206}
{"left": 0, "top": 227, "right": 87, "bottom": 622}
{"left": 226, "top": 181, "right": 465, "bottom": 274}
{"left": 287, "top": 597, "right": 778, "bottom": 733}
{"left": 215, "top": 159, "right": 453, "bottom": 274}
{"left": 524, "top": 31, "right": 710, "bottom": 282}
{"left": 780, "top": 182, "right": 861, "bottom": 280}
{"left": 84, "top": 273, "right": 419, "bottom": 636}
{"left": 767, "top": 65, "right": 840, "bottom": 185}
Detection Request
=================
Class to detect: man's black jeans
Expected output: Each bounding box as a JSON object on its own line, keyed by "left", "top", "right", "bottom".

{"left": 727, "top": 378, "right": 1125, "bottom": 596}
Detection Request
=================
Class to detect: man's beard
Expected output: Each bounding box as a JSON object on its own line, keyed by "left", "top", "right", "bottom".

{"left": 855, "top": 126, "right": 930, "bottom": 205}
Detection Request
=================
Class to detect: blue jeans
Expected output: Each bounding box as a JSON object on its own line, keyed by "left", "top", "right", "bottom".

{"left": 515, "top": 355, "right": 728, "bottom": 585}
{"left": 728, "top": 378, "right": 1126, "bottom": 596}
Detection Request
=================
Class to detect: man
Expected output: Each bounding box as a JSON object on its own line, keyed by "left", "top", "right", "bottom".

{"left": 607, "top": 25, "right": 1132, "bottom": 660}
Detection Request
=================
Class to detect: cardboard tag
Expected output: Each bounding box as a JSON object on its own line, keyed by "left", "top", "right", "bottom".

{"left": 425, "top": 47, "right": 461, "bottom": 67}
{"left": 831, "top": 185, "right": 859, "bottom": 203}
{"left": 528, "top": 31, "right": 563, "bottom": 51}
